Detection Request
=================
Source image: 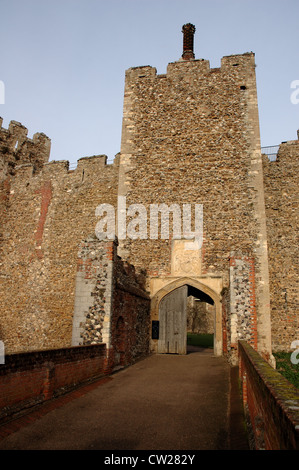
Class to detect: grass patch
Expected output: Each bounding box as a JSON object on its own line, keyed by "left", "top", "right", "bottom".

{"left": 273, "top": 352, "right": 299, "bottom": 389}
{"left": 187, "top": 333, "right": 214, "bottom": 349}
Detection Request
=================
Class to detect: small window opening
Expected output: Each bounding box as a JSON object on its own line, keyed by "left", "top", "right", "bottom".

{"left": 240, "top": 85, "right": 247, "bottom": 90}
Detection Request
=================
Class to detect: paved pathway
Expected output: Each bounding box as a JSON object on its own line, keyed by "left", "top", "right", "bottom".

{"left": 0, "top": 347, "right": 249, "bottom": 450}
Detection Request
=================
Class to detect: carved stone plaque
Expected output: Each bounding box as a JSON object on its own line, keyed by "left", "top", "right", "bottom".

{"left": 171, "top": 239, "right": 202, "bottom": 276}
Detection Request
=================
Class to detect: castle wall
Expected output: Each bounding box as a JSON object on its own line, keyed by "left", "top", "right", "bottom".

{"left": 118, "top": 53, "right": 272, "bottom": 359}
{"left": 0, "top": 44, "right": 297, "bottom": 361}
{"left": 187, "top": 297, "right": 215, "bottom": 334}
{"left": 112, "top": 248, "right": 150, "bottom": 367}
{"left": 72, "top": 237, "right": 150, "bottom": 369}
{"left": 0, "top": 118, "right": 51, "bottom": 181}
{"left": 0, "top": 119, "right": 51, "bottom": 251}
{"left": 263, "top": 138, "right": 299, "bottom": 352}
{"left": 0, "top": 127, "right": 119, "bottom": 353}
{"left": 239, "top": 340, "right": 299, "bottom": 450}
{"left": 0, "top": 344, "right": 108, "bottom": 424}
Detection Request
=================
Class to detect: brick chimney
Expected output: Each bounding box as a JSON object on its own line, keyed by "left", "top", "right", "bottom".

{"left": 182, "top": 23, "right": 196, "bottom": 60}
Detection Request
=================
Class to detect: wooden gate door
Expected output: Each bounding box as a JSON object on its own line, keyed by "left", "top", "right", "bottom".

{"left": 158, "top": 285, "right": 187, "bottom": 354}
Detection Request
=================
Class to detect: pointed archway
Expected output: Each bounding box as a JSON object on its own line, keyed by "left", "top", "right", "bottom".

{"left": 151, "top": 277, "right": 222, "bottom": 356}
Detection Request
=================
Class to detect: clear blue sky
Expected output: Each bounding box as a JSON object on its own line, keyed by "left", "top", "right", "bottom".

{"left": 0, "top": 0, "right": 298, "bottom": 165}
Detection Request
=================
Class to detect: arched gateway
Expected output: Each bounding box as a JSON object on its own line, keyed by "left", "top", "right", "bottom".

{"left": 150, "top": 278, "right": 222, "bottom": 357}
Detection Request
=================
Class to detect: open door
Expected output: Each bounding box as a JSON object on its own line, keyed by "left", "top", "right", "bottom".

{"left": 158, "top": 285, "right": 187, "bottom": 354}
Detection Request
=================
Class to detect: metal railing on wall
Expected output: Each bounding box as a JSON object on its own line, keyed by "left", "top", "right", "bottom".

{"left": 63, "top": 148, "right": 280, "bottom": 170}
{"left": 261, "top": 145, "right": 279, "bottom": 161}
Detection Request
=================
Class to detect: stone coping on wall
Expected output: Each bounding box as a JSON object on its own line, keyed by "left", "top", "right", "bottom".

{"left": 0, "top": 344, "right": 107, "bottom": 424}
{"left": 0, "top": 344, "right": 107, "bottom": 370}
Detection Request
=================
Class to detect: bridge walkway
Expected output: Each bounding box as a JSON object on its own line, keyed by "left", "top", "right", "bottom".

{"left": 0, "top": 347, "right": 249, "bottom": 450}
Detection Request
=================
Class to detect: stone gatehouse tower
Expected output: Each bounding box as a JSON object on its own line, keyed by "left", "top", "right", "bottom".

{"left": 0, "top": 25, "right": 298, "bottom": 367}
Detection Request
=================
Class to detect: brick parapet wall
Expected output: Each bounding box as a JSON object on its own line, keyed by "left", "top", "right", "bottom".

{"left": 112, "top": 254, "right": 150, "bottom": 367}
{"left": 0, "top": 344, "right": 107, "bottom": 424}
{"left": 238, "top": 340, "right": 299, "bottom": 450}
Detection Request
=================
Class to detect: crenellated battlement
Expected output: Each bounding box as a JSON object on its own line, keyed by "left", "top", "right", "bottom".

{"left": 0, "top": 117, "right": 120, "bottom": 187}
{"left": 125, "top": 52, "right": 255, "bottom": 83}
{"left": 0, "top": 118, "right": 51, "bottom": 181}
{"left": 12, "top": 153, "right": 119, "bottom": 182}
{"left": 0, "top": 118, "right": 51, "bottom": 147}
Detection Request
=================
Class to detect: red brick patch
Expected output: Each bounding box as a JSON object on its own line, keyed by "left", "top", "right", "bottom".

{"left": 0, "top": 376, "right": 112, "bottom": 441}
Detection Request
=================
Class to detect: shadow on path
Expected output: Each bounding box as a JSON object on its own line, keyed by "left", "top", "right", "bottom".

{"left": 0, "top": 349, "right": 249, "bottom": 450}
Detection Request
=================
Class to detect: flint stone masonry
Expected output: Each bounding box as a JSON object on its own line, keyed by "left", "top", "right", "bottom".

{"left": 72, "top": 236, "right": 150, "bottom": 368}
{"left": 262, "top": 139, "right": 299, "bottom": 352}
{"left": 229, "top": 256, "right": 258, "bottom": 353}
{"left": 0, "top": 118, "right": 51, "bottom": 181}
{"left": 0, "top": 145, "right": 119, "bottom": 354}
{"left": 118, "top": 51, "right": 272, "bottom": 361}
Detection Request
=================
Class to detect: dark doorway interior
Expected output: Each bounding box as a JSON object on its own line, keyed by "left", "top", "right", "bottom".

{"left": 158, "top": 284, "right": 215, "bottom": 355}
